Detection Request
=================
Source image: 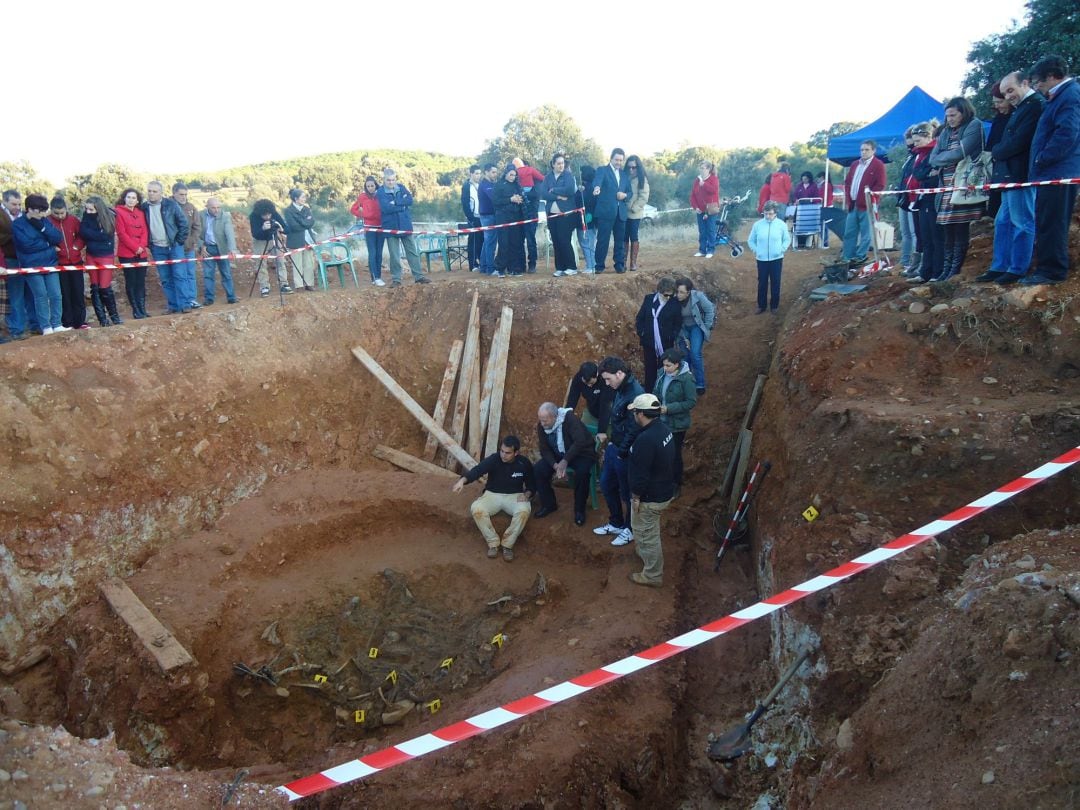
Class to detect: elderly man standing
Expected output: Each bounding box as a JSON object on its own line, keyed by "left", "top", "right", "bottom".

{"left": 452, "top": 436, "right": 534, "bottom": 561}
{"left": 143, "top": 180, "right": 189, "bottom": 313}
{"left": 977, "top": 71, "right": 1046, "bottom": 285}
{"left": 534, "top": 401, "right": 597, "bottom": 527}
{"left": 626, "top": 393, "right": 675, "bottom": 588}
{"left": 840, "top": 141, "right": 886, "bottom": 267}
{"left": 376, "top": 168, "right": 430, "bottom": 287}
{"left": 199, "top": 197, "right": 239, "bottom": 305}
{"left": 1023, "top": 55, "right": 1080, "bottom": 286}
{"left": 172, "top": 183, "right": 202, "bottom": 311}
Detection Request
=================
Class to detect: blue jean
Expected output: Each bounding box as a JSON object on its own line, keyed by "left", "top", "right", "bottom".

{"left": 898, "top": 208, "right": 915, "bottom": 266}
{"left": 697, "top": 213, "right": 717, "bottom": 254}
{"left": 480, "top": 214, "right": 497, "bottom": 274}
{"left": 679, "top": 325, "right": 707, "bottom": 390}
{"left": 600, "top": 442, "right": 631, "bottom": 528}
{"left": 364, "top": 231, "right": 384, "bottom": 280}
{"left": 990, "top": 187, "right": 1035, "bottom": 276}
{"left": 25, "top": 273, "right": 62, "bottom": 330}
{"left": 577, "top": 225, "right": 596, "bottom": 271}
{"left": 626, "top": 218, "right": 642, "bottom": 243}
{"left": 842, "top": 209, "right": 871, "bottom": 260}
{"left": 151, "top": 244, "right": 185, "bottom": 311}
{"left": 5, "top": 275, "right": 27, "bottom": 336}
{"left": 202, "top": 248, "right": 236, "bottom": 303}
{"left": 177, "top": 249, "right": 197, "bottom": 305}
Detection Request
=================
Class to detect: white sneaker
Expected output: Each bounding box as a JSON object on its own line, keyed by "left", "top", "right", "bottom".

{"left": 373, "top": 278, "right": 386, "bottom": 287}
{"left": 580, "top": 267, "right": 595, "bottom": 274}
{"left": 281, "top": 284, "right": 294, "bottom": 294}
{"left": 562, "top": 268, "right": 578, "bottom": 276}
{"left": 54, "top": 325, "right": 72, "bottom": 332}
{"left": 260, "top": 287, "right": 270, "bottom": 297}
{"left": 42, "top": 327, "right": 55, "bottom": 335}
{"left": 593, "top": 522, "right": 622, "bottom": 536}
{"left": 611, "top": 528, "right": 634, "bottom": 547}
{"left": 693, "top": 252, "right": 704, "bottom": 257}
{"left": 553, "top": 270, "right": 565, "bottom": 277}
{"left": 705, "top": 254, "right": 714, "bottom": 259}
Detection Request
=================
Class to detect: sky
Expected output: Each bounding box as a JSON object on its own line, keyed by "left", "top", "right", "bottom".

{"left": 7, "top": 0, "right": 1031, "bottom": 186}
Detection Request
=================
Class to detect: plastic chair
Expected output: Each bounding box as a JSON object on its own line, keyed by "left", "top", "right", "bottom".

{"left": 792, "top": 199, "right": 823, "bottom": 249}
{"left": 315, "top": 241, "right": 359, "bottom": 289}
{"left": 415, "top": 233, "right": 450, "bottom": 273}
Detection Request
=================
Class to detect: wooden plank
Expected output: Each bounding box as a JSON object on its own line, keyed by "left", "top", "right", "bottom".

{"left": 100, "top": 578, "right": 195, "bottom": 673}
{"left": 352, "top": 345, "right": 477, "bottom": 470}
{"left": 717, "top": 428, "right": 744, "bottom": 501}
{"left": 423, "top": 339, "right": 464, "bottom": 460}
{"left": 740, "top": 374, "right": 768, "bottom": 431}
{"left": 476, "top": 319, "right": 502, "bottom": 455}
{"left": 484, "top": 306, "right": 514, "bottom": 458}
{"left": 728, "top": 428, "right": 754, "bottom": 515}
{"left": 450, "top": 293, "right": 480, "bottom": 460}
{"left": 374, "top": 444, "right": 459, "bottom": 479}
{"left": 467, "top": 317, "right": 482, "bottom": 459}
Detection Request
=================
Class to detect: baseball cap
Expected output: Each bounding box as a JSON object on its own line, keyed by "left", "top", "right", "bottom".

{"left": 627, "top": 393, "right": 661, "bottom": 412}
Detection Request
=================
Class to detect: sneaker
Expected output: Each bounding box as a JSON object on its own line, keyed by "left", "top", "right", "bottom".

{"left": 611, "top": 528, "right": 634, "bottom": 547}
{"left": 502, "top": 548, "right": 514, "bottom": 562}
{"left": 188, "top": 301, "right": 202, "bottom": 309}
{"left": 77, "top": 324, "right": 92, "bottom": 330}
{"left": 54, "top": 325, "right": 72, "bottom": 332}
{"left": 373, "top": 278, "right": 386, "bottom": 287}
{"left": 493, "top": 272, "right": 505, "bottom": 278}
{"left": 281, "top": 284, "right": 294, "bottom": 294}
{"left": 42, "top": 327, "right": 55, "bottom": 335}
{"left": 562, "top": 268, "right": 578, "bottom": 276}
{"left": 693, "top": 251, "right": 704, "bottom": 257}
{"left": 580, "top": 268, "right": 595, "bottom": 274}
{"left": 486, "top": 547, "right": 498, "bottom": 559}
{"left": 391, "top": 280, "right": 402, "bottom": 287}
{"left": 227, "top": 298, "right": 239, "bottom": 304}
{"left": 593, "top": 522, "right": 622, "bottom": 536}
{"left": 705, "top": 254, "right": 714, "bottom": 259}
{"left": 553, "top": 270, "right": 565, "bottom": 277}
{"left": 414, "top": 277, "right": 431, "bottom": 284}
{"left": 260, "top": 287, "right": 270, "bottom": 297}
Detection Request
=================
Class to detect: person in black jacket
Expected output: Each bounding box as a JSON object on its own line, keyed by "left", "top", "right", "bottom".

{"left": 461, "top": 165, "right": 483, "bottom": 271}
{"left": 976, "top": 71, "right": 1046, "bottom": 284}
{"left": 626, "top": 394, "right": 675, "bottom": 587}
{"left": 493, "top": 165, "right": 526, "bottom": 276}
{"left": 534, "top": 402, "right": 598, "bottom": 526}
{"left": 452, "top": 435, "right": 534, "bottom": 561}
{"left": 283, "top": 188, "right": 316, "bottom": 291}
{"left": 575, "top": 164, "right": 597, "bottom": 273}
{"left": 565, "top": 361, "right": 614, "bottom": 431}
{"left": 249, "top": 199, "right": 289, "bottom": 296}
{"left": 593, "top": 356, "right": 645, "bottom": 546}
{"left": 634, "top": 277, "right": 681, "bottom": 389}
{"left": 984, "top": 82, "right": 1012, "bottom": 220}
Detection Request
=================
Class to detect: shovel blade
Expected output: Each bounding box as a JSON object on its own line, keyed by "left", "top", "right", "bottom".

{"left": 707, "top": 723, "right": 752, "bottom": 762}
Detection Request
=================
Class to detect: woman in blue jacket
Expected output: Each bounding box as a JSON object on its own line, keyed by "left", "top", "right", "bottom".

{"left": 11, "top": 194, "right": 66, "bottom": 335}
{"left": 747, "top": 201, "right": 792, "bottom": 314}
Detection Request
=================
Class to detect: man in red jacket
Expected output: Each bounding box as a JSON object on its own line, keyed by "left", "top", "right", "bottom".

{"left": 841, "top": 141, "right": 886, "bottom": 266}
{"left": 47, "top": 196, "right": 89, "bottom": 329}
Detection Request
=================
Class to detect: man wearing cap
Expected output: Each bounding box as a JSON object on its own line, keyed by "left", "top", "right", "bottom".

{"left": 452, "top": 435, "right": 535, "bottom": 561}
{"left": 626, "top": 393, "right": 675, "bottom": 587}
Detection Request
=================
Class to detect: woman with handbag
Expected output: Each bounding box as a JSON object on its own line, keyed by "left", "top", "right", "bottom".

{"left": 624, "top": 155, "right": 650, "bottom": 270}
{"left": 928, "top": 97, "right": 985, "bottom": 282}
{"left": 906, "top": 123, "right": 943, "bottom": 283}
{"left": 690, "top": 161, "right": 720, "bottom": 258}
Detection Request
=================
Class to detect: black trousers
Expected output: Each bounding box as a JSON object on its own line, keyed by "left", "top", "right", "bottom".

{"left": 59, "top": 267, "right": 86, "bottom": 328}
{"left": 534, "top": 455, "right": 594, "bottom": 514}
{"left": 466, "top": 217, "right": 482, "bottom": 269}
{"left": 672, "top": 431, "right": 686, "bottom": 486}
{"left": 549, "top": 215, "right": 576, "bottom": 272}
{"left": 495, "top": 223, "right": 525, "bottom": 274}
{"left": 916, "top": 200, "right": 944, "bottom": 280}
{"left": 1034, "top": 183, "right": 1078, "bottom": 281}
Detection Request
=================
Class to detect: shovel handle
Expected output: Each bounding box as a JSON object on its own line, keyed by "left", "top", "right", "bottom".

{"left": 759, "top": 648, "right": 812, "bottom": 712}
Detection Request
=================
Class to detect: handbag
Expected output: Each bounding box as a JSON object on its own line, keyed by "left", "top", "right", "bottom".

{"left": 950, "top": 130, "right": 992, "bottom": 206}
{"left": 706, "top": 202, "right": 721, "bottom": 215}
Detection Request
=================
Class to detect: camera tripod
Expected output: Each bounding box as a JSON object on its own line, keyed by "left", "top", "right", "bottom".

{"left": 248, "top": 228, "right": 310, "bottom": 301}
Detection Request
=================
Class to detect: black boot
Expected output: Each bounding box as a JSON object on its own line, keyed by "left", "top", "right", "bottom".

{"left": 931, "top": 247, "right": 954, "bottom": 282}
{"left": 102, "top": 287, "right": 124, "bottom": 325}
{"left": 951, "top": 244, "right": 969, "bottom": 279}
{"left": 90, "top": 285, "right": 109, "bottom": 327}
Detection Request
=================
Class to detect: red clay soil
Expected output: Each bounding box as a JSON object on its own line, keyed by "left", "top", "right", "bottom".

{"left": 1, "top": 219, "right": 1078, "bottom": 809}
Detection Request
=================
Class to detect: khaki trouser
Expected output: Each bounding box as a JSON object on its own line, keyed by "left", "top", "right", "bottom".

{"left": 289, "top": 246, "right": 315, "bottom": 289}
{"left": 253, "top": 239, "right": 287, "bottom": 288}
{"left": 470, "top": 490, "right": 531, "bottom": 549}
{"left": 631, "top": 498, "right": 673, "bottom": 583}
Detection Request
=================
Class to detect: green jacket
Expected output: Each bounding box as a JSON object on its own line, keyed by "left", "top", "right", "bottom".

{"left": 652, "top": 361, "right": 697, "bottom": 432}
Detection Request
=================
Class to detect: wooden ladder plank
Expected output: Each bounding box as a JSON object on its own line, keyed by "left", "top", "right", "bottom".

{"left": 374, "top": 445, "right": 459, "bottom": 478}
{"left": 423, "top": 339, "right": 464, "bottom": 461}
{"left": 483, "top": 306, "right": 514, "bottom": 458}
{"left": 100, "top": 578, "right": 195, "bottom": 673}
{"left": 352, "top": 345, "right": 477, "bottom": 470}
{"left": 451, "top": 293, "right": 480, "bottom": 465}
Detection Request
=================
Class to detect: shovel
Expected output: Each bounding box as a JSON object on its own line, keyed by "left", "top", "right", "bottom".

{"left": 707, "top": 648, "right": 812, "bottom": 762}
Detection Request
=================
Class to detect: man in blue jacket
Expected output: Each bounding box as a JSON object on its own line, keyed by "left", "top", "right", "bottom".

{"left": 978, "top": 70, "right": 1045, "bottom": 284}
{"left": 478, "top": 164, "right": 498, "bottom": 276}
{"left": 376, "top": 168, "right": 430, "bottom": 287}
{"left": 11, "top": 194, "right": 65, "bottom": 335}
{"left": 142, "top": 181, "right": 190, "bottom": 313}
{"left": 1024, "top": 55, "right": 1080, "bottom": 285}
{"left": 591, "top": 148, "right": 633, "bottom": 273}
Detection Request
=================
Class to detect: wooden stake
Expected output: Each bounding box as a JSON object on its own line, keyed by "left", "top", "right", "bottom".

{"left": 374, "top": 445, "right": 459, "bottom": 479}
{"left": 424, "top": 339, "right": 464, "bottom": 461}
{"left": 467, "top": 319, "right": 482, "bottom": 458}
{"left": 100, "top": 578, "right": 195, "bottom": 673}
{"left": 484, "top": 306, "right": 514, "bottom": 458}
{"left": 450, "top": 293, "right": 480, "bottom": 462}
{"left": 352, "top": 345, "right": 476, "bottom": 469}
{"left": 741, "top": 374, "right": 768, "bottom": 431}
{"left": 476, "top": 318, "right": 502, "bottom": 454}
{"left": 728, "top": 428, "right": 754, "bottom": 515}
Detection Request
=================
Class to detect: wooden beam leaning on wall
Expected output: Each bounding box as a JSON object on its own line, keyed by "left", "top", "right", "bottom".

{"left": 483, "top": 306, "right": 514, "bottom": 458}
{"left": 424, "top": 339, "right": 464, "bottom": 461}
{"left": 352, "top": 345, "right": 477, "bottom": 470}
{"left": 374, "top": 445, "right": 459, "bottom": 479}
{"left": 452, "top": 292, "right": 481, "bottom": 466}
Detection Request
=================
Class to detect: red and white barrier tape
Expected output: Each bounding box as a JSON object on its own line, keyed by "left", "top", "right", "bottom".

{"left": 277, "top": 443, "right": 1080, "bottom": 801}
{"left": 871, "top": 176, "right": 1080, "bottom": 198}
{"left": 0, "top": 208, "right": 586, "bottom": 277}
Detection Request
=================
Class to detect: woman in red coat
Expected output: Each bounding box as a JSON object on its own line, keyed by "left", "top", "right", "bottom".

{"left": 769, "top": 163, "right": 792, "bottom": 206}
{"left": 352, "top": 176, "right": 385, "bottom": 286}
{"left": 115, "top": 188, "right": 150, "bottom": 318}
{"left": 689, "top": 161, "right": 721, "bottom": 258}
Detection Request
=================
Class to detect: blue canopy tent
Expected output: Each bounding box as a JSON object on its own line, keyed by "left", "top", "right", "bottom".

{"left": 827, "top": 86, "right": 944, "bottom": 166}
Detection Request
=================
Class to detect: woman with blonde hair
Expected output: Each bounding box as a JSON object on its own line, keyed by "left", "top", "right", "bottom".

{"left": 79, "top": 195, "right": 122, "bottom": 325}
